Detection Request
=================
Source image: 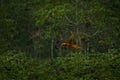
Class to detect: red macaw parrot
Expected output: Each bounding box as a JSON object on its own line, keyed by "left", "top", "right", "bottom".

{"left": 61, "top": 34, "right": 81, "bottom": 49}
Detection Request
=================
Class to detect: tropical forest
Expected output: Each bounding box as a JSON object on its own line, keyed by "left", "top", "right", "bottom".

{"left": 0, "top": 0, "right": 120, "bottom": 80}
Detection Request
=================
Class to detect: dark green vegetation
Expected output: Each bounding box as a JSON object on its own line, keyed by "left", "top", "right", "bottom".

{"left": 0, "top": 50, "right": 120, "bottom": 80}
{"left": 0, "top": 0, "right": 120, "bottom": 80}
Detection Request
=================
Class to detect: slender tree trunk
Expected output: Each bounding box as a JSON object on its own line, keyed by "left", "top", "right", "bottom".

{"left": 58, "top": 34, "right": 63, "bottom": 56}
{"left": 51, "top": 39, "right": 54, "bottom": 59}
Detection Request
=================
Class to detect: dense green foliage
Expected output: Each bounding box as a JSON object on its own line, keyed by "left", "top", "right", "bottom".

{"left": 0, "top": 0, "right": 120, "bottom": 80}
{"left": 0, "top": 0, "right": 120, "bottom": 57}
{"left": 0, "top": 50, "right": 120, "bottom": 80}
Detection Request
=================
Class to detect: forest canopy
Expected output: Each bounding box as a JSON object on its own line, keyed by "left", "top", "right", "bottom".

{"left": 0, "top": 0, "right": 120, "bottom": 80}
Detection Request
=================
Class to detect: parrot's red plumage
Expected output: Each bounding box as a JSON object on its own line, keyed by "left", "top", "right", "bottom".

{"left": 71, "top": 44, "right": 81, "bottom": 49}
{"left": 61, "top": 42, "right": 70, "bottom": 47}
{"left": 61, "top": 34, "right": 81, "bottom": 49}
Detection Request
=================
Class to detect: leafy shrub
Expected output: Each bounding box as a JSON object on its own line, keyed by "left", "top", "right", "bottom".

{"left": 0, "top": 50, "right": 41, "bottom": 80}
{"left": 0, "top": 50, "right": 120, "bottom": 80}
{"left": 39, "top": 51, "right": 120, "bottom": 80}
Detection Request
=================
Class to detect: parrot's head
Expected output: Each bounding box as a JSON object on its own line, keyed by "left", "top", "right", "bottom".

{"left": 61, "top": 42, "right": 70, "bottom": 47}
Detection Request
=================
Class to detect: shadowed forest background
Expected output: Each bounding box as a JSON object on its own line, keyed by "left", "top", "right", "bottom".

{"left": 0, "top": 0, "right": 120, "bottom": 80}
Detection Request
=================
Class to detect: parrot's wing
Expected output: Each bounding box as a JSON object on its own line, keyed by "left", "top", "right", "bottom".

{"left": 71, "top": 44, "right": 81, "bottom": 49}
{"left": 66, "top": 34, "right": 74, "bottom": 43}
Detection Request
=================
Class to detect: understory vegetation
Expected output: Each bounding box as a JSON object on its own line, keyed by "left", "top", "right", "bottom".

{"left": 0, "top": 49, "right": 120, "bottom": 80}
